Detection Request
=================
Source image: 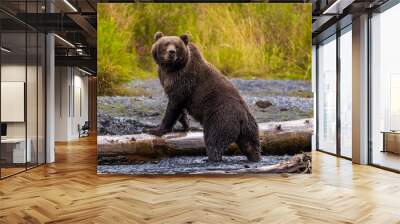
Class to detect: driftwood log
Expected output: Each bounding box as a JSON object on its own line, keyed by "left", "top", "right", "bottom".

{"left": 98, "top": 119, "right": 313, "bottom": 162}
{"left": 194, "top": 153, "right": 312, "bottom": 174}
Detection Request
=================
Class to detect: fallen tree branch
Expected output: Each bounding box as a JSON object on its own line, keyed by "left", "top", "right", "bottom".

{"left": 98, "top": 119, "right": 313, "bottom": 161}
{"left": 188, "top": 153, "right": 312, "bottom": 174}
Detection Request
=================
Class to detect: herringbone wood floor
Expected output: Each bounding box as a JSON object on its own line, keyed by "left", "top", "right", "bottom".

{"left": 1, "top": 136, "right": 400, "bottom": 224}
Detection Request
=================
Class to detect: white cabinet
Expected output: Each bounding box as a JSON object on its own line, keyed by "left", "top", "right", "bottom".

{"left": 1, "top": 138, "right": 32, "bottom": 163}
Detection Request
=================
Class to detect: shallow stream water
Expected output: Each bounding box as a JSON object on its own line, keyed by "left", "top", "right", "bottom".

{"left": 98, "top": 155, "right": 294, "bottom": 174}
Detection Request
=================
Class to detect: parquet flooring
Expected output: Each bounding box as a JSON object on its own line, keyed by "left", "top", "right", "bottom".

{"left": 1, "top": 167, "right": 26, "bottom": 178}
{"left": 1, "top": 136, "right": 400, "bottom": 223}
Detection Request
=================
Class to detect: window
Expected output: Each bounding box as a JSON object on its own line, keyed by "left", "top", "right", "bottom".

{"left": 370, "top": 3, "right": 400, "bottom": 171}
{"left": 317, "top": 35, "right": 337, "bottom": 154}
{"left": 339, "top": 27, "right": 352, "bottom": 158}
{"left": 0, "top": 2, "right": 46, "bottom": 179}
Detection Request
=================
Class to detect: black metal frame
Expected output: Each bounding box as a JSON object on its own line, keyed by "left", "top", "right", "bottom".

{"left": 0, "top": 0, "right": 47, "bottom": 180}
{"left": 367, "top": 11, "right": 373, "bottom": 166}
{"left": 315, "top": 45, "right": 319, "bottom": 151}
{"left": 336, "top": 25, "right": 341, "bottom": 157}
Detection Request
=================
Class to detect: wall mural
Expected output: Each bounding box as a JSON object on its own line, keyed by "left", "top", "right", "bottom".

{"left": 97, "top": 3, "right": 313, "bottom": 175}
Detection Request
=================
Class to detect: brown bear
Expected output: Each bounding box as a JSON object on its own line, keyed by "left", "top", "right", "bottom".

{"left": 149, "top": 32, "right": 261, "bottom": 162}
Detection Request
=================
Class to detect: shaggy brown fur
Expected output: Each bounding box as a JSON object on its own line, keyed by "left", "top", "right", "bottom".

{"left": 149, "top": 32, "right": 261, "bottom": 162}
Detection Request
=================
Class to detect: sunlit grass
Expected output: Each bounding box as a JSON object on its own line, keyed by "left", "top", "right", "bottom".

{"left": 98, "top": 3, "right": 312, "bottom": 96}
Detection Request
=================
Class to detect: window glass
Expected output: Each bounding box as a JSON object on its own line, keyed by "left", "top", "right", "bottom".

{"left": 1, "top": 30, "right": 28, "bottom": 177}
{"left": 317, "top": 36, "right": 337, "bottom": 154}
{"left": 371, "top": 4, "right": 400, "bottom": 171}
{"left": 340, "top": 28, "right": 352, "bottom": 158}
{"left": 0, "top": 1, "right": 46, "bottom": 178}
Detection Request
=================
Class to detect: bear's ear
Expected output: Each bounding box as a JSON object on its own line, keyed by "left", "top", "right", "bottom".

{"left": 154, "top": 32, "right": 164, "bottom": 41}
{"left": 180, "top": 34, "right": 189, "bottom": 45}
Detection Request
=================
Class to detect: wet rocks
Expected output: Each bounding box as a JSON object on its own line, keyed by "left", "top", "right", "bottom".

{"left": 255, "top": 100, "right": 273, "bottom": 108}
{"left": 97, "top": 115, "right": 157, "bottom": 135}
{"left": 232, "top": 79, "right": 311, "bottom": 96}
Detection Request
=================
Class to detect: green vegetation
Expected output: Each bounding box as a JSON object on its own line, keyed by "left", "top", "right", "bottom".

{"left": 97, "top": 103, "right": 126, "bottom": 115}
{"left": 288, "top": 90, "right": 314, "bottom": 98}
{"left": 98, "top": 3, "right": 312, "bottom": 96}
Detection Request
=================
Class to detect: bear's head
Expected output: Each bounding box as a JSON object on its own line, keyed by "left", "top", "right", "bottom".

{"left": 151, "top": 32, "right": 190, "bottom": 71}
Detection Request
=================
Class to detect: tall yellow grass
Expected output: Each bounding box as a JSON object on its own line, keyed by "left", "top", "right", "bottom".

{"left": 98, "top": 3, "right": 311, "bottom": 96}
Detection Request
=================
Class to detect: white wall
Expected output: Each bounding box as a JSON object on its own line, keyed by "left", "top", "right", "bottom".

{"left": 54, "top": 67, "right": 89, "bottom": 141}
{"left": 46, "top": 33, "right": 56, "bottom": 163}
{"left": 72, "top": 72, "right": 89, "bottom": 137}
{"left": 352, "top": 14, "right": 369, "bottom": 164}
{"left": 55, "top": 66, "right": 70, "bottom": 141}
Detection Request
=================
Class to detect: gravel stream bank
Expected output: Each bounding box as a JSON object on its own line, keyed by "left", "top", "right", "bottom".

{"left": 98, "top": 79, "right": 313, "bottom": 135}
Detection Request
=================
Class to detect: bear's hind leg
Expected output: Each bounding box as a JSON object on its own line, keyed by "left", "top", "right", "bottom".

{"left": 237, "top": 115, "right": 261, "bottom": 162}
{"left": 204, "top": 144, "right": 224, "bottom": 162}
{"left": 204, "top": 118, "right": 239, "bottom": 162}
{"left": 204, "top": 132, "right": 232, "bottom": 162}
{"left": 237, "top": 137, "right": 261, "bottom": 162}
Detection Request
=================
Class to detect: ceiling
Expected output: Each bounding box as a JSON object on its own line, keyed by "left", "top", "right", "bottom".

{"left": 311, "top": 0, "right": 390, "bottom": 43}
{"left": 0, "top": 0, "right": 97, "bottom": 74}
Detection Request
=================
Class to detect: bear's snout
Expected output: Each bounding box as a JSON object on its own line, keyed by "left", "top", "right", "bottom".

{"left": 168, "top": 50, "right": 176, "bottom": 60}
{"left": 168, "top": 49, "right": 176, "bottom": 55}
{"left": 166, "top": 45, "right": 177, "bottom": 60}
